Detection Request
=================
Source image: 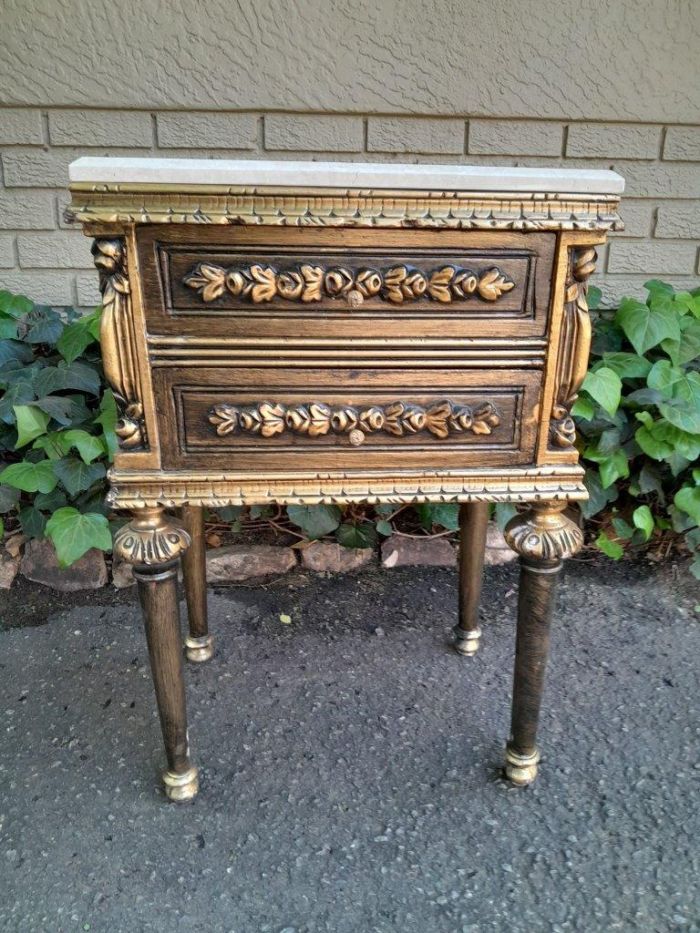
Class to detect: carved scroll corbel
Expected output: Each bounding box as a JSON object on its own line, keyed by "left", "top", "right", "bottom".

{"left": 549, "top": 247, "right": 597, "bottom": 449}
{"left": 93, "top": 238, "right": 147, "bottom": 450}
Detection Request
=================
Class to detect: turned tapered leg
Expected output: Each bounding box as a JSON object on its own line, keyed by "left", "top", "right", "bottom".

{"left": 180, "top": 505, "right": 213, "bottom": 663}
{"left": 503, "top": 502, "right": 583, "bottom": 785}
{"left": 453, "top": 502, "right": 489, "bottom": 656}
{"left": 114, "top": 508, "right": 198, "bottom": 802}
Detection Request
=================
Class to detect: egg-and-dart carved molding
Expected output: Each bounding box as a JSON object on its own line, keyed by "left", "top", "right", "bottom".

{"left": 183, "top": 262, "right": 515, "bottom": 305}
{"left": 208, "top": 399, "right": 501, "bottom": 447}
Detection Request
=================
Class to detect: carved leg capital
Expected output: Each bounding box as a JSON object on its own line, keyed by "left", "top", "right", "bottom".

{"left": 504, "top": 501, "right": 583, "bottom": 563}
{"left": 114, "top": 507, "right": 191, "bottom": 568}
{"left": 121, "top": 508, "right": 198, "bottom": 802}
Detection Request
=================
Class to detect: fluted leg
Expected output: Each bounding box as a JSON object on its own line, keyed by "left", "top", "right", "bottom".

{"left": 180, "top": 505, "right": 213, "bottom": 663}
{"left": 503, "top": 502, "right": 583, "bottom": 785}
{"left": 115, "top": 508, "right": 198, "bottom": 802}
{"left": 453, "top": 502, "right": 489, "bottom": 656}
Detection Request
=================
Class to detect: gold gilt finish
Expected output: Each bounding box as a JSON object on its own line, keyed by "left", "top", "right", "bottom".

{"left": 67, "top": 184, "right": 622, "bottom": 231}
{"left": 66, "top": 164, "right": 621, "bottom": 800}
{"left": 504, "top": 501, "right": 584, "bottom": 562}
{"left": 549, "top": 247, "right": 597, "bottom": 449}
{"left": 208, "top": 398, "right": 501, "bottom": 442}
{"left": 183, "top": 261, "right": 515, "bottom": 305}
{"left": 114, "top": 507, "right": 191, "bottom": 566}
{"left": 93, "top": 238, "right": 147, "bottom": 451}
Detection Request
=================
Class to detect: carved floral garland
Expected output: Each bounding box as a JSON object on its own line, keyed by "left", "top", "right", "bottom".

{"left": 208, "top": 398, "right": 501, "bottom": 445}
{"left": 184, "top": 262, "right": 515, "bottom": 305}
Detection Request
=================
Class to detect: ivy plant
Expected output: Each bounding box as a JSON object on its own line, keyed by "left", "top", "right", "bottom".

{"left": 0, "top": 290, "right": 115, "bottom": 566}
{"left": 574, "top": 280, "right": 700, "bottom": 576}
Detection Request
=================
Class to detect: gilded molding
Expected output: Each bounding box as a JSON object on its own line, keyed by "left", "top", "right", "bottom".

{"left": 66, "top": 187, "right": 623, "bottom": 232}
{"left": 105, "top": 466, "right": 588, "bottom": 509}
{"left": 93, "top": 238, "right": 147, "bottom": 451}
{"left": 549, "top": 247, "right": 596, "bottom": 449}
{"left": 504, "top": 501, "right": 583, "bottom": 561}
{"left": 114, "top": 507, "right": 191, "bottom": 566}
{"left": 208, "top": 398, "right": 501, "bottom": 444}
{"left": 183, "top": 261, "right": 515, "bottom": 305}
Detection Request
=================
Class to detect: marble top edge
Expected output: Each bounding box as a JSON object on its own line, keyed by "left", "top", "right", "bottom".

{"left": 69, "top": 157, "right": 624, "bottom": 195}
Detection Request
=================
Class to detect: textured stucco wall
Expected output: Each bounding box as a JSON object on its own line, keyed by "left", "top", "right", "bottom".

{"left": 0, "top": 0, "right": 698, "bottom": 307}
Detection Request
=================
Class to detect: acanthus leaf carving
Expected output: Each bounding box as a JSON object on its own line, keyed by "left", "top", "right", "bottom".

{"left": 183, "top": 261, "right": 516, "bottom": 307}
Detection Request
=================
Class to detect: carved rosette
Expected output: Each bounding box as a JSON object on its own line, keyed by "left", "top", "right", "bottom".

{"left": 184, "top": 262, "right": 515, "bottom": 306}
{"left": 114, "top": 508, "right": 191, "bottom": 567}
{"left": 93, "top": 238, "right": 147, "bottom": 450}
{"left": 504, "top": 502, "right": 583, "bottom": 562}
{"left": 549, "top": 247, "right": 597, "bottom": 449}
{"left": 208, "top": 398, "right": 500, "bottom": 446}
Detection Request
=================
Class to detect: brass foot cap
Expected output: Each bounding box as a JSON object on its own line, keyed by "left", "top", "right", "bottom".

{"left": 185, "top": 634, "right": 214, "bottom": 663}
{"left": 163, "top": 766, "right": 199, "bottom": 801}
{"left": 504, "top": 747, "right": 540, "bottom": 786}
{"left": 452, "top": 625, "right": 482, "bottom": 657}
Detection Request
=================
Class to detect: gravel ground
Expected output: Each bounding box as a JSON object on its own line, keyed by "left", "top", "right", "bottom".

{"left": 1, "top": 558, "right": 699, "bottom": 933}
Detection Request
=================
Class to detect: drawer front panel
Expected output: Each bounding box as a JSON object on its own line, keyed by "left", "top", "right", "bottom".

{"left": 136, "top": 226, "right": 555, "bottom": 339}
{"left": 153, "top": 367, "right": 542, "bottom": 471}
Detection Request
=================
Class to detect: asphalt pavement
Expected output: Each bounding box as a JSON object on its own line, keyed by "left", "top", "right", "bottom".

{"left": 1, "top": 558, "right": 698, "bottom": 932}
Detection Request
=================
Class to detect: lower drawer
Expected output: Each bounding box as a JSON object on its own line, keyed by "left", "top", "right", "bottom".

{"left": 152, "top": 367, "right": 542, "bottom": 471}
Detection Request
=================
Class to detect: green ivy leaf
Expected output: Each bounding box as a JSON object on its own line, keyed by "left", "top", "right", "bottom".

{"left": 0, "top": 484, "right": 21, "bottom": 512}
{"left": 45, "top": 507, "right": 112, "bottom": 567}
{"left": 601, "top": 352, "right": 652, "bottom": 380}
{"left": 571, "top": 396, "right": 595, "bottom": 420}
{"left": 0, "top": 318, "right": 19, "bottom": 340}
{"left": 0, "top": 339, "right": 34, "bottom": 366}
{"left": 19, "top": 505, "right": 47, "bottom": 538}
{"left": 0, "top": 459, "right": 57, "bottom": 493}
{"left": 596, "top": 531, "right": 624, "bottom": 560}
{"left": 674, "top": 486, "right": 700, "bottom": 527}
{"left": 375, "top": 519, "right": 393, "bottom": 537}
{"left": 287, "top": 504, "right": 341, "bottom": 539}
{"left": 0, "top": 291, "right": 33, "bottom": 318}
{"left": 598, "top": 450, "right": 629, "bottom": 489}
{"left": 215, "top": 505, "right": 243, "bottom": 522}
{"left": 95, "top": 390, "right": 118, "bottom": 460}
{"left": 34, "top": 487, "right": 68, "bottom": 512}
{"left": 416, "top": 503, "right": 459, "bottom": 531}
{"left": 632, "top": 505, "right": 654, "bottom": 542}
{"left": 57, "top": 319, "right": 94, "bottom": 364}
{"left": 24, "top": 308, "right": 64, "bottom": 345}
{"left": 53, "top": 457, "right": 106, "bottom": 496}
{"left": 60, "top": 429, "right": 106, "bottom": 464}
{"left": 612, "top": 515, "right": 634, "bottom": 539}
{"left": 580, "top": 367, "right": 622, "bottom": 416}
{"left": 580, "top": 469, "right": 618, "bottom": 519}
{"left": 634, "top": 412, "right": 700, "bottom": 462}
{"left": 335, "top": 521, "right": 377, "bottom": 549}
{"left": 493, "top": 502, "right": 519, "bottom": 530}
{"left": 13, "top": 404, "right": 50, "bottom": 448}
{"left": 615, "top": 297, "right": 681, "bottom": 356}
{"left": 647, "top": 360, "right": 700, "bottom": 434}
{"left": 587, "top": 285, "right": 602, "bottom": 311}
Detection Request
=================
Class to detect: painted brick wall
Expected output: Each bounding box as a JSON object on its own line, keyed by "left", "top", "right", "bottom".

{"left": 0, "top": 108, "right": 698, "bottom": 308}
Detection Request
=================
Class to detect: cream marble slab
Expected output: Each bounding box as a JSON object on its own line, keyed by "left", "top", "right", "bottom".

{"left": 69, "top": 157, "right": 624, "bottom": 195}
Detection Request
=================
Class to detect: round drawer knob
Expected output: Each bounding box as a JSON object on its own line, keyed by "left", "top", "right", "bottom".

{"left": 347, "top": 289, "right": 364, "bottom": 309}
{"left": 348, "top": 429, "right": 365, "bottom": 447}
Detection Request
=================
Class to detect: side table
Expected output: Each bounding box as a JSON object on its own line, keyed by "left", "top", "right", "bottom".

{"left": 67, "top": 157, "right": 624, "bottom": 800}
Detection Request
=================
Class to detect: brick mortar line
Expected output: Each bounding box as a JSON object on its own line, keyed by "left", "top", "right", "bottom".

{"left": 1, "top": 104, "right": 699, "bottom": 129}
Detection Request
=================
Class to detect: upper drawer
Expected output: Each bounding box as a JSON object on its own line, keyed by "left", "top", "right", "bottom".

{"left": 135, "top": 226, "right": 555, "bottom": 339}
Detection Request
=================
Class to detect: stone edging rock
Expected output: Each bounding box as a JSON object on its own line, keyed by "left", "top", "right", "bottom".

{"left": 2, "top": 523, "right": 514, "bottom": 591}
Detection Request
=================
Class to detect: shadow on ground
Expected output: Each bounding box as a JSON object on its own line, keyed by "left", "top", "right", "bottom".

{"left": 1, "top": 558, "right": 698, "bottom": 932}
